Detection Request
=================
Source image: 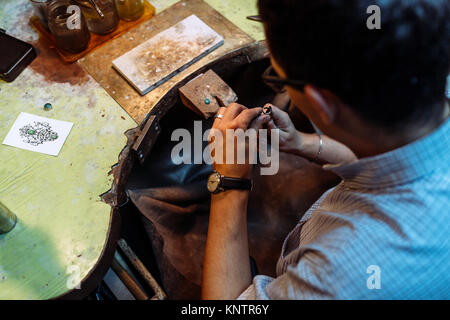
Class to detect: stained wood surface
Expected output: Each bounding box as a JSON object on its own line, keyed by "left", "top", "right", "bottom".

{"left": 0, "top": 0, "right": 136, "bottom": 299}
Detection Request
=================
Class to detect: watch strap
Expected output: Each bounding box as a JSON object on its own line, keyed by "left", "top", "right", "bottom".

{"left": 221, "top": 176, "right": 252, "bottom": 191}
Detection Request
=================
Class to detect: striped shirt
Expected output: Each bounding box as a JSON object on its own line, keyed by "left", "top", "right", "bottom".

{"left": 239, "top": 117, "right": 450, "bottom": 300}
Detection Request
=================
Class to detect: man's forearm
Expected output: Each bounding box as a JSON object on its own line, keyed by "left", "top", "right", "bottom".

{"left": 288, "top": 132, "right": 357, "bottom": 165}
{"left": 202, "top": 190, "right": 252, "bottom": 300}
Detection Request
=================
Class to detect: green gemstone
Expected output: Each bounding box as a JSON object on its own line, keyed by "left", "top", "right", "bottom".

{"left": 44, "top": 103, "right": 52, "bottom": 111}
{"left": 204, "top": 98, "right": 210, "bottom": 105}
{"left": 27, "top": 129, "right": 35, "bottom": 135}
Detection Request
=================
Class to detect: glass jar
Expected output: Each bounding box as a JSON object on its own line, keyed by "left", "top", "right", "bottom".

{"left": 30, "top": 0, "right": 50, "bottom": 30}
{"left": 115, "top": 0, "right": 145, "bottom": 22}
{"left": 47, "top": 0, "right": 91, "bottom": 53}
{"left": 0, "top": 201, "right": 17, "bottom": 234}
{"left": 75, "top": 0, "right": 119, "bottom": 35}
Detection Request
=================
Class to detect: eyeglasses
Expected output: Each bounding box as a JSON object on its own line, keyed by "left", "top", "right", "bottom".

{"left": 261, "top": 65, "right": 306, "bottom": 93}
{"left": 247, "top": 15, "right": 307, "bottom": 93}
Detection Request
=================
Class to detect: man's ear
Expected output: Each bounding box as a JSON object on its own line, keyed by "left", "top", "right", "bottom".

{"left": 304, "top": 85, "right": 339, "bottom": 125}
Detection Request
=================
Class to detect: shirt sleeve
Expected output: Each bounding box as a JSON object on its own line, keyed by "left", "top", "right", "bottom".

{"left": 237, "top": 248, "right": 337, "bottom": 300}
{"left": 237, "top": 275, "right": 273, "bottom": 300}
{"left": 237, "top": 272, "right": 335, "bottom": 300}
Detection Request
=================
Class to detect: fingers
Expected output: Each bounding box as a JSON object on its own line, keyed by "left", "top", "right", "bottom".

{"left": 223, "top": 103, "right": 247, "bottom": 121}
{"left": 265, "top": 103, "right": 290, "bottom": 125}
{"left": 217, "top": 107, "right": 227, "bottom": 115}
{"left": 249, "top": 114, "right": 271, "bottom": 130}
{"left": 266, "top": 118, "right": 277, "bottom": 130}
{"left": 233, "top": 107, "right": 263, "bottom": 129}
{"left": 264, "top": 103, "right": 295, "bottom": 133}
{"left": 213, "top": 103, "right": 247, "bottom": 128}
{"left": 213, "top": 107, "right": 227, "bottom": 127}
{"left": 214, "top": 103, "right": 263, "bottom": 130}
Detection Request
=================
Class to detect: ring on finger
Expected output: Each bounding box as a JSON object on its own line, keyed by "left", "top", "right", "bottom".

{"left": 215, "top": 107, "right": 227, "bottom": 120}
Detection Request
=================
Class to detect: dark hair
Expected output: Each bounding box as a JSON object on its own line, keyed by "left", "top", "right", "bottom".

{"left": 258, "top": 0, "right": 450, "bottom": 130}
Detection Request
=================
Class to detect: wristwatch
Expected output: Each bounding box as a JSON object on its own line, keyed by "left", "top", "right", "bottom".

{"left": 207, "top": 171, "right": 253, "bottom": 194}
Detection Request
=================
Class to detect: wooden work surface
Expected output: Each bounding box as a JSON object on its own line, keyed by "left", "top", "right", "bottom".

{"left": 79, "top": 0, "right": 255, "bottom": 124}
{"left": 0, "top": 0, "right": 136, "bottom": 299}
{"left": 0, "top": 0, "right": 263, "bottom": 299}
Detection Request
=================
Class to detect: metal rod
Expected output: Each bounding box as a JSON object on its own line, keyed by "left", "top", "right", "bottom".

{"left": 246, "top": 15, "right": 263, "bottom": 22}
{"left": 88, "top": 0, "right": 105, "bottom": 18}
{"left": 111, "top": 258, "right": 149, "bottom": 300}
{"left": 214, "top": 95, "right": 226, "bottom": 108}
{"left": 117, "top": 238, "right": 167, "bottom": 300}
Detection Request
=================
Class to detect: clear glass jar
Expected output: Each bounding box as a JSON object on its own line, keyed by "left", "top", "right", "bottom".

{"left": 0, "top": 201, "right": 17, "bottom": 234}
{"left": 115, "top": 0, "right": 145, "bottom": 22}
{"left": 75, "top": 0, "right": 119, "bottom": 35}
{"left": 47, "top": 0, "right": 91, "bottom": 53}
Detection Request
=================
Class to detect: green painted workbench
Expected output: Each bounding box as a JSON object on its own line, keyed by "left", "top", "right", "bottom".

{"left": 0, "top": 0, "right": 263, "bottom": 299}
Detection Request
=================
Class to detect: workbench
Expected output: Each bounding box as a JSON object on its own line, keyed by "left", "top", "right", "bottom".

{"left": 0, "top": 0, "right": 263, "bottom": 299}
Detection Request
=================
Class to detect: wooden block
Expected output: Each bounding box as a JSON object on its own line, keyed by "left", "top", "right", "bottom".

{"left": 179, "top": 69, "right": 238, "bottom": 119}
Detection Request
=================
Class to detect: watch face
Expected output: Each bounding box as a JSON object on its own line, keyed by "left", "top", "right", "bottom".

{"left": 207, "top": 172, "right": 221, "bottom": 193}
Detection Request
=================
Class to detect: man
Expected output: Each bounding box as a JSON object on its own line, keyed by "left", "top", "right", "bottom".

{"left": 202, "top": 0, "right": 450, "bottom": 299}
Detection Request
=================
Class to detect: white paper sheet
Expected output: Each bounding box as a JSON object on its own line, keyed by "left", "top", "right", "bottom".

{"left": 2, "top": 112, "right": 73, "bottom": 156}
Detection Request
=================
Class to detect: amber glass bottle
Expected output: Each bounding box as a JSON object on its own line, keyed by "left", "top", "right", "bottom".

{"left": 75, "top": 0, "right": 119, "bottom": 35}
{"left": 115, "top": 0, "right": 145, "bottom": 21}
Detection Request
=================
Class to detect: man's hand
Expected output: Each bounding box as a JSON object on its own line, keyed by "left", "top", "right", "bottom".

{"left": 209, "top": 103, "right": 271, "bottom": 179}
{"left": 265, "top": 104, "right": 305, "bottom": 154}
{"left": 265, "top": 103, "right": 357, "bottom": 164}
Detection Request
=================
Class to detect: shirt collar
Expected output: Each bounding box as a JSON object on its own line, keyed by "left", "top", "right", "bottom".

{"left": 324, "top": 117, "right": 450, "bottom": 189}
